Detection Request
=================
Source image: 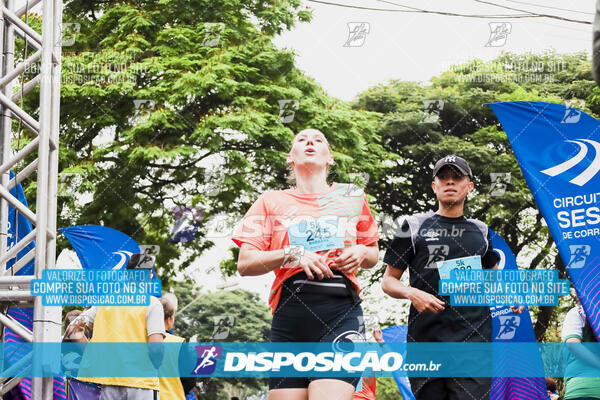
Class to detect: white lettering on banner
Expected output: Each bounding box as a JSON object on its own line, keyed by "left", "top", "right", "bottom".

{"left": 551, "top": 193, "right": 600, "bottom": 238}
{"left": 223, "top": 352, "right": 405, "bottom": 373}
{"left": 553, "top": 193, "right": 600, "bottom": 208}
{"left": 574, "top": 228, "right": 600, "bottom": 238}
{"left": 556, "top": 208, "right": 600, "bottom": 229}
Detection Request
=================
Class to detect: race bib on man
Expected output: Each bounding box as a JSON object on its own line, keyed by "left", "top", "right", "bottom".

{"left": 288, "top": 217, "right": 344, "bottom": 253}
{"left": 437, "top": 255, "right": 482, "bottom": 280}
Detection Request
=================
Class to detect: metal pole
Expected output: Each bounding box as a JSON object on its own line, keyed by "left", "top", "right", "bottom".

{"left": 0, "top": 0, "right": 14, "bottom": 276}
{"left": 0, "top": 0, "right": 62, "bottom": 397}
{"left": 31, "top": 0, "right": 60, "bottom": 395}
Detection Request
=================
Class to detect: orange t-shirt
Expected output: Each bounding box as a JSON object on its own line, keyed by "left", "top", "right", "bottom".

{"left": 232, "top": 183, "right": 379, "bottom": 313}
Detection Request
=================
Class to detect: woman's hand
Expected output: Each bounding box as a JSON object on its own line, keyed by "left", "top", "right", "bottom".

{"left": 287, "top": 248, "right": 334, "bottom": 280}
{"left": 329, "top": 244, "right": 368, "bottom": 275}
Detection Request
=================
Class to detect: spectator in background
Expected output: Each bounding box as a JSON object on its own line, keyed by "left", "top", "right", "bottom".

{"left": 159, "top": 293, "right": 196, "bottom": 400}
{"left": 67, "top": 253, "right": 166, "bottom": 400}
{"left": 63, "top": 309, "right": 97, "bottom": 398}
{"left": 561, "top": 302, "right": 600, "bottom": 400}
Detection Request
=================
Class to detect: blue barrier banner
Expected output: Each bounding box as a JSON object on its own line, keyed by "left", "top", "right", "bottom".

{"left": 381, "top": 325, "right": 416, "bottom": 400}
{"left": 488, "top": 230, "right": 548, "bottom": 400}
{"left": 2, "top": 342, "right": 600, "bottom": 378}
{"left": 3, "top": 171, "right": 68, "bottom": 400}
{"left": 489, "top": 101, "right": 600, "bottom": 340}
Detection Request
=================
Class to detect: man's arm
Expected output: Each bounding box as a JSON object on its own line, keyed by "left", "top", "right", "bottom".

{"left": 381, "top": 265, "right": 445, "bottom": 313}
{"left": 146, "top": 298, "right": 166, "bottom": 369}
{"left": 483, "top": 229, "right": 524, "bottom": 314}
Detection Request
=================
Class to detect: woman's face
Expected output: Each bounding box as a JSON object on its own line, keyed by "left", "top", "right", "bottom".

{"left": 287, "top": 129, "right": 333, "bottom": 170}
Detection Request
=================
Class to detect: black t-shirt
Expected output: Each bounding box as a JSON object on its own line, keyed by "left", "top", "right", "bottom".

{"left": 383, "top": 212, "right": 500, "bottom": 343}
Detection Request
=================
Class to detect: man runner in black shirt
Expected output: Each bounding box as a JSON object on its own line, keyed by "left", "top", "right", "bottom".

{"left": 381, "top": 155, "right": 523, "bottom": 400}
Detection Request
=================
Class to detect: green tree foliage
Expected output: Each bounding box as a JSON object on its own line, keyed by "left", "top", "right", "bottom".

{"left": 172, "top": 284, "right": 270, "bottom": 341}
{"left": 170, "top": 282, "right": 271, "bottom": 399}
{"left": 16, "top": 0, "right": 391, "bottom": 285}
{"left": 375, "top": 377, "right": 404, "bottom": 400}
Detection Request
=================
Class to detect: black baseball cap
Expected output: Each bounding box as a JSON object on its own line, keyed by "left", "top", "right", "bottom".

{"left": 432, "top": 155, "right": 473, "bottom": 179}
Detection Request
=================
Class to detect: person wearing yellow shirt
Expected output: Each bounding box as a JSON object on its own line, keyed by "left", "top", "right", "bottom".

{"left": 159, "top": 293, "right": 186, "bottom": 400}
{"left": 67, "top": 254, "right": 166, "bottom": 400}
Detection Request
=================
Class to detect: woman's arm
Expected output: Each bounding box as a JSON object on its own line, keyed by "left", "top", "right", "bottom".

{"left": 237, "top": 243, "right": 334, "bottom": 279}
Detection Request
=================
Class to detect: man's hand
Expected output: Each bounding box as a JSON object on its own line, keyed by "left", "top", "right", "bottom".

{"left": 408, "top": 288, "right": 445, "bottom": 314}
{"left": 510, "top": 306, "right": 524, "bottom": 314}
{"left": 330, "top": 244, "right": 368, "bottom": 275}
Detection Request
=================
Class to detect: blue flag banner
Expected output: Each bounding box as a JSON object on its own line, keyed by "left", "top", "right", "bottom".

{"left": 489, "top": 101, "right": 600, "bottom": 341}
{"left": 60, "top": 225, "right": 140, "bottom": 270}
{"left": 381, "top": 325, "right": 416, "bottom": 400}
{"left": 3, "top": 172, "right": 67, "bottom": 400}
{"left": 489, "top": 229, "right": 547, "bottom": 400}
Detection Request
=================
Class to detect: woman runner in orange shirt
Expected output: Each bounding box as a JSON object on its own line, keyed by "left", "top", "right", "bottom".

{"left": 233, "top": 128, "right": 380, "bottom": 400}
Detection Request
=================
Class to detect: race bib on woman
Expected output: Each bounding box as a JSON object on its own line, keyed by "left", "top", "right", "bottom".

{"left": 288, "top": 217, "right": 344, "bottom": 253}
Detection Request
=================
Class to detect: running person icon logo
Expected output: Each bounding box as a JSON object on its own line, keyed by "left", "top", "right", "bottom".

{"left": 211, "top": 316, "right": 235, "bottom": 340}
{"left": 192, "top": 345, "right": 222, "bottom": 375}
{"left": 485, "top": 22, "right": 512, "bottom": 47}
{"left": 568, "top": 245, "right": 591, "bottom": 269}
{"left": 422, "top": 100, "right": 444, "bottom": 123}
{"left": 561, "top": 106, "right": 582, "bottom": 124}
{"left": 426, "top": 245, "right": 449, "bottom": 268}
{"left": 495, "top": 315, "right": 521, "bottom": 340}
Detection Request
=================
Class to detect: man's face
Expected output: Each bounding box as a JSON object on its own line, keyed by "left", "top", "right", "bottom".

{"left": 432, "top": 166, "right": 474, "bottom": 206}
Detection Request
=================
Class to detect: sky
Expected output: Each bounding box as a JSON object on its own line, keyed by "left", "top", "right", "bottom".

{"left": 189, "top": 0, "right": 597, "bottom": 313}
{"left": 273, "top": 0, "right": 595, "bottom": 100}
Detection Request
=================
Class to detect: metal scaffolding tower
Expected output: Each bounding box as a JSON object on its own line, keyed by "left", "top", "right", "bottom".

{"left": 0, "top": 0, "right": 63, "bottom": 398}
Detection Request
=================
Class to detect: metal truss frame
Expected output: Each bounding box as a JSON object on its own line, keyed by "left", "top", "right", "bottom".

{"left": 0, "top": 0, "right": 62, "bottom": 398}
